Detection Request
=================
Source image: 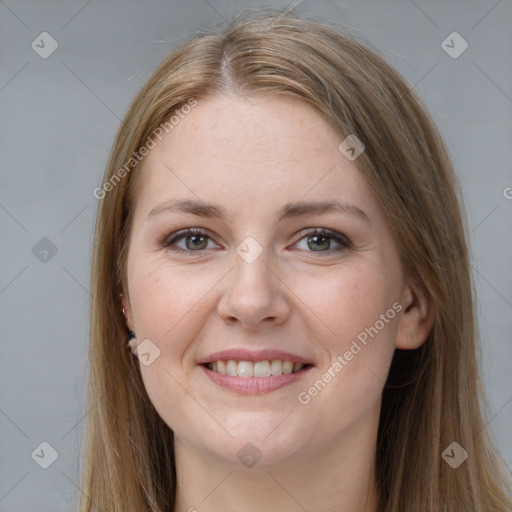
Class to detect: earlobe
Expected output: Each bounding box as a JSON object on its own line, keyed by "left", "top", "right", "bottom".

{"left": 120, "top": 292, "right": 135, "bottom": 332}
{"left": 395, "top": 280, "right": 435, "bottom": 350}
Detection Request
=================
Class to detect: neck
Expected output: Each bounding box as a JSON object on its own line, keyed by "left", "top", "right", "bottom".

{"left": 172, "top": 406, "right": 380, "bottom": 512}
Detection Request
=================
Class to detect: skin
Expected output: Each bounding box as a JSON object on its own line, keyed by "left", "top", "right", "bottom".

{"left": 121, "top": 94, "right": 434, "bottom": 512}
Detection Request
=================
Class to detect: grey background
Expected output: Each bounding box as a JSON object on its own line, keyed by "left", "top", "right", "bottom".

{"left": 1, "top": 0, "right": 511, "bottom": 510}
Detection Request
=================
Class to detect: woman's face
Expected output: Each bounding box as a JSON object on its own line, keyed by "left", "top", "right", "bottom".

{"left": 122, "top": 93, "right": 425, "bottom": 467}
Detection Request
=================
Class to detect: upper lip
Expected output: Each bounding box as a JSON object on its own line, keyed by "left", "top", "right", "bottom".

{"left": 197, "top": 349, "right": 314, "bottom": 365}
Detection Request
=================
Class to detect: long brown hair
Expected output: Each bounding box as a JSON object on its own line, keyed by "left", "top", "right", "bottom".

{"left": 80, "top": 7, "right": 512, "bottom": 511}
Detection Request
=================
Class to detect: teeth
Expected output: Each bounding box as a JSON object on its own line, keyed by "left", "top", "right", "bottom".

{"left": 270, "top": 360, "right": 282, "bottom": 376}
{"left": 282, "top": 361, "right": 293, "bottom": 374}
{"left": 217, "top": 360, "right": 227, "bottom": 374}
{"left": 226, "top": 360, "right": 237, "bottom": 376}
{"left": 207, "top": 359, "right": 306, "bottom": 377}
{"left": 254, "top": 361, "right": 271, "bottom": 377}
{"left": 237, "top": 361, "right": 253, "bottom": 377}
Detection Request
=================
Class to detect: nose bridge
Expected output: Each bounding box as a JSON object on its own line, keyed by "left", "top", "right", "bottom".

{"left": 218, "top": 237, "right": 289, "bottom": 327}
{"left": 231, "top": 240, "right": 275, "bottom": 303}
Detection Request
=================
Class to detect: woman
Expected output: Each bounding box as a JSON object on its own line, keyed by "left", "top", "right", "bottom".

{"left": 81, "top": 8, "right": 512, "bottom": 512}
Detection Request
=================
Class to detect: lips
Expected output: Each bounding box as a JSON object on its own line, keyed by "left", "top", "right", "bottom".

{"left": 197, "top": 348, "right": 315, "bottom": 395}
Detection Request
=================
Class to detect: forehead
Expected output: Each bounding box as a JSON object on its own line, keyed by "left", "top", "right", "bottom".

{"left": 133, "top": 94, "right": 377, "bottom": 223}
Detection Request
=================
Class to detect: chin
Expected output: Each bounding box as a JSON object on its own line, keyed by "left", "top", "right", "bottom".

{"left": 209, "top": 415, "right": 309, "bottom": 468}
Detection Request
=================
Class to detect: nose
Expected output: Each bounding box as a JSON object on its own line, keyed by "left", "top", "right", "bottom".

{"left": 217, "top": 247, "right": 291, "bottom": 330}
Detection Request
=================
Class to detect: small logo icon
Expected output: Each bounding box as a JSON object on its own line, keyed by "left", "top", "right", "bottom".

{"left": 441, "top": 32, "right": 468, "bottom": 59}
{"left": 236, "top": 236, "right": 263, "bottom": 264}
{"left": 31, "top": 32, "right": 59, "bottom": 59}
{"left": 236, "top": 442, "right": 263, "bottom": 468}
{"left": 441, "top": 441, "right": 468, "bottom": 469}
{"left": 338, "top": 134, "right": 365, "bottom": 161}
{"left": 134, "top": 338, "right": 161, "bottom": 366}
{"left": 32, "top": 237, "right": 58, "bottom": 262}
{"left": 31, "top": 441, "right": 59, "bottom": 469}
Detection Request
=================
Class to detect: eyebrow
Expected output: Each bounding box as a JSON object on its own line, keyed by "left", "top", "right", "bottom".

{"left": 146, "top": 198, "right": 370, "bottom": 224}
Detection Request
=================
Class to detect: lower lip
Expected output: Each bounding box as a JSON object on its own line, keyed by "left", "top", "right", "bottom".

{"left": 199, "top": 364, "right": 313, "bottom": 395}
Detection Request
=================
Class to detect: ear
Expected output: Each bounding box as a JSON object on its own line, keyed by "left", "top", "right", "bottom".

{"left": 120, "top": 292, "right": 135, "bottom": 333}
{"left": 395, "top": 278, "right": 435, "bottom": 350}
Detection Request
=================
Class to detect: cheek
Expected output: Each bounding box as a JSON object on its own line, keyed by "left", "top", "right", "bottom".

{"left": 129, "top": 262, "right": 207, "bottom": 420}
{"left": 296, "top": 264, "right": 399, "bottom": 344}
{"left": 129, "top": 258, "right": 209, "bottom": 342}
{"left": 294, "top": 265, "right": 398, "bottom": 395}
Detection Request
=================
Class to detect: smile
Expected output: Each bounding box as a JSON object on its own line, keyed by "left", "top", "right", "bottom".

{"left": 200, "top": 360, "right": 314, "bottom": 395}
{"left": 205, "top": 359, "right": 308, "bottom": 377}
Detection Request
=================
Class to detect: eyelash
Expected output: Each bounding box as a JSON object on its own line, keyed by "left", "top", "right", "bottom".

{"left": 160, "top": 227, "right": 351, "bottom": 256}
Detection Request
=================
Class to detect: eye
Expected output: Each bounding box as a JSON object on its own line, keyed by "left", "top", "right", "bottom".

{"left": 292, "top": 228, "right": 351, "bottom": 255}
{"left": 161, "top": 227, "right": 351, "bottom": 256}
{"left": 161, "top": 228, "right": 218, "bottom": 253}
